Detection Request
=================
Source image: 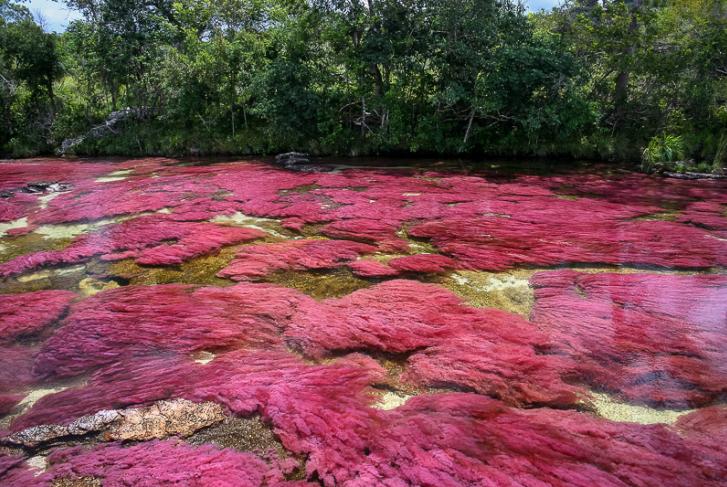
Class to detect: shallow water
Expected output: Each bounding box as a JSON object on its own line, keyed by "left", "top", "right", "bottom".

{"left": 0, "top": 158, "right": 725, "bottom": 485}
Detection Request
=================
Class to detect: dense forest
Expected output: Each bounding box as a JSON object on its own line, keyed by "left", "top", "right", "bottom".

{"left": 0, "top": 0, "right": 725, "bottom": 170}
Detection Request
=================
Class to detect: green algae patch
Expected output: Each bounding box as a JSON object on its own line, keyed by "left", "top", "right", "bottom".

{"left": 188, "top": 416, "right": 287, "bottom": 457}
{"left": 590, "top": 392, "right": 693, "bottom": 425}
{"left": 439, "top": 266, "right": 709, "bottom": 317}
{"left": 370, "top": 252, "right": 406, "bottom": 264}
{"left": 211, "top": 190, "right": 233, "bottom": 201}
{"left": 441, "top": 270, "right": 536, "bottom": 317}
{"left": 278, "top": 184, "right": 320, "bottom": 196}
{"left": 633, "top": 210, "right": 680, "bottom": 221}
{"left": 555, "top": 194, "right": 579, "bottom": 201}
{"left": 406, "top": 240, "right": 439, "bottom": 254}
{"left": 297, "top": 223, "right": 327, "bottom": 238}
{"left": 0, "top": 233, "right": 74, "bottom": 264}
{"left": 396, "top": 226, "right": 440, "bottom": 254}
{"left": 266, "top": 268, "right": 371, "bottom": 299}
{"left": 551, "top": 264, "right": 705, "bottom": 275}
{"left": 108, "top": 250, "right": 240, "bottom": 287}
{"left": 53, "top": 477, "right": 102, "bottom": 487}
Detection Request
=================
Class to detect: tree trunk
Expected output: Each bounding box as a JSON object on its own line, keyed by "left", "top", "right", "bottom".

{"left": 370, "top": 64, "right": 384, "bottom": 98}
{"left": 614, "top": 0, "right": 642, "bottom": 125}
{"left": 462, "top": 108, "right": 476, "bottom": 148}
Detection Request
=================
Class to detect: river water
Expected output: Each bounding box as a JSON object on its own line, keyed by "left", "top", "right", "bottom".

{"left": 0, "top": 157, "right": 725, "bottom": 485}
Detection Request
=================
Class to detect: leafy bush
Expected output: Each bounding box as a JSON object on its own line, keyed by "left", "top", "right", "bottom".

{"left": 641, "top": 135, "right": 687, "bottom": 172}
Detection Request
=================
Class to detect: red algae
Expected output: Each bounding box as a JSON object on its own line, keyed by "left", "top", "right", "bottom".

{"left": 0, "top": 394, "right": 24, "bottom": 415}
{"left": 42, "top": 440, "right": 312, "bottom": 486}
{"left": 5, "top": 280, "right": 583, "bottom": 414}
{"left": 0, "top": 193, "right": 36, "bottom": 223}
{"left": 678, "top": 201, "right": 727, "bottom": 238}
{"left": 531, "top": 270, "right": 727, "bottom": 406}
{"left": 3, "top": 159, "right": 726, "bottom": 275}
{"left": 8, "top": 350, "right": 384, "bottom": 432}
{"left": 348, "top": 259, "right": 399, "bottom": 277}
{"left": 9, "top": 347, "right": 727, "bottom": 486}
{"left": 0, "top": 160, "right": 115, "bottom": 227}
{"left": 409, "top": 217, "right": 726, "bottom": 270}
{"left": 218, "top": 239, "right": 375, "bottom": 281}
{"left": 0, "top": 290, "right": 75, "bottom": 343}
{"left": 22, "top": 277, "right": 726, "bottom": 415}
{"left": 1, "top": 158, "right": 726, "bottom": 486}
{"left": 676, "top": 406, "right": 727, "bottom": 450}
{"left": 387, "top": 253, "right": 456, "bottom": 273}
{"left": 0, "top": 216, "right": 264, "bottom": 277}
{"left": 285, "top": 279, "right": 587, "bottom": 407}
{"left": 403, "top": 335, "right": 584, "bottom": 407}
{"left": 322, "top": 219, "right": 410, "bottom": 252}
{"left": 0, "top": 454, "right": 42, "bottom": 486}
{"left": 34, "top": 283, "right": 310, "bottom": 378}
{"left": 337, "top": 393, "right": 727, "bottom": 487}
{"left": 285, "top": 279, "right": 475, "bottom": 356}
{"left": 0, "top": 346, "right": 42, "bottom": 419}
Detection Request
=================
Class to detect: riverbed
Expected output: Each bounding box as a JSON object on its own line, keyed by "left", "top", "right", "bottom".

{"left": 1, "top": 157, "right": 725, "bottom": 486}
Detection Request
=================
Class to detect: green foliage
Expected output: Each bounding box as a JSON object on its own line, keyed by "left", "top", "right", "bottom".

{"left": 1, "top": 0, "right": 62, "bottom": 155}
{"left": 641, "top": 134, "right": 686, "bottom": 171}
{"left": 0, "top": 0, "right": 725, "bottom": 165}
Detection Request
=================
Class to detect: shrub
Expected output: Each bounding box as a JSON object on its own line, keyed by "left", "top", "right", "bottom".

{"left": 641, "top": 135, "right": 686, "bottom": 172}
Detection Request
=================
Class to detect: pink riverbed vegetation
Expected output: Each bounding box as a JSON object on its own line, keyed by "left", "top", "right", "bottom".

{"left": 1, "top": 158, "right": 725, "bottom": 274}
{"left": 0, "top": 158, "right": 726, "bottom": 486}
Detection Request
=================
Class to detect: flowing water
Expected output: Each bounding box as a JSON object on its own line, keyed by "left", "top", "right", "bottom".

{"left": 0, "top": 157, "right": 725, "bottom": 486}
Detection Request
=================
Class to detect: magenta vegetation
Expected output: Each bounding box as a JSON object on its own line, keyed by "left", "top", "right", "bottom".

{"left": 0, "top": 158, "right": 725, "bottom": 486}
{"left": 0, "top": 290, "right": 75, "bottom": 343}
{"left": 0, "top": 216, "right": 264, "bottom": 277}
{"left": 219, "top": 239, "right": 375, "bottom": 281}
{"left": 532, "top": 271, "right": 727, "bottom": 406}
{"left": 2, "top": 159, "right": 724, "bottom": 274}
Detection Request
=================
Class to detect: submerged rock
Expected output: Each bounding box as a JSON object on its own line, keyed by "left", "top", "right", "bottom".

{"left": 3, "top": 399, "right": 224, "bottom": 448}
{"left": 441, "top": 270, "right": 535, "bottom": 316}
{"left": 275, "top": 152, "right": 310, "bottom": 166}
{"left": 20, "top": 183, "right": 72, "bottom": 195}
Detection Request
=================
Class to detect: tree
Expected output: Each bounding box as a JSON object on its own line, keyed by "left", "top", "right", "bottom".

{"left": 1, "top": 0, "right": 62, "bottom": 154}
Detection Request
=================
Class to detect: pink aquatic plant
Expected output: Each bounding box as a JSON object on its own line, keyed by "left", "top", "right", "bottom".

{"left": 531, "top": 270, "right": 727, "bottom": 406}
{"left": 33, "top": 283, "right": 310, "bottom": 378}
{"left": 1, "top": 158, "right": 726, "bottom": 486}
{"left": 2, "top": 158, "right": 726, "bottom": 275}
{"left": 218, "top": 239, "right": 375, "bottom": 281}
{"left": 0, "top": 290, "right": 75, "bottom": 343}
{"left": 0, "top": 216, "right": 264, "bottom": 277}
{"left": 41, "top": 440, "right": 312, "bottom": 487}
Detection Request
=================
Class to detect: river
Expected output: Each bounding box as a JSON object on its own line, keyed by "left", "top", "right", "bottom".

{"left": 1, "top": 157, "right": 725, "bottom": 485}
